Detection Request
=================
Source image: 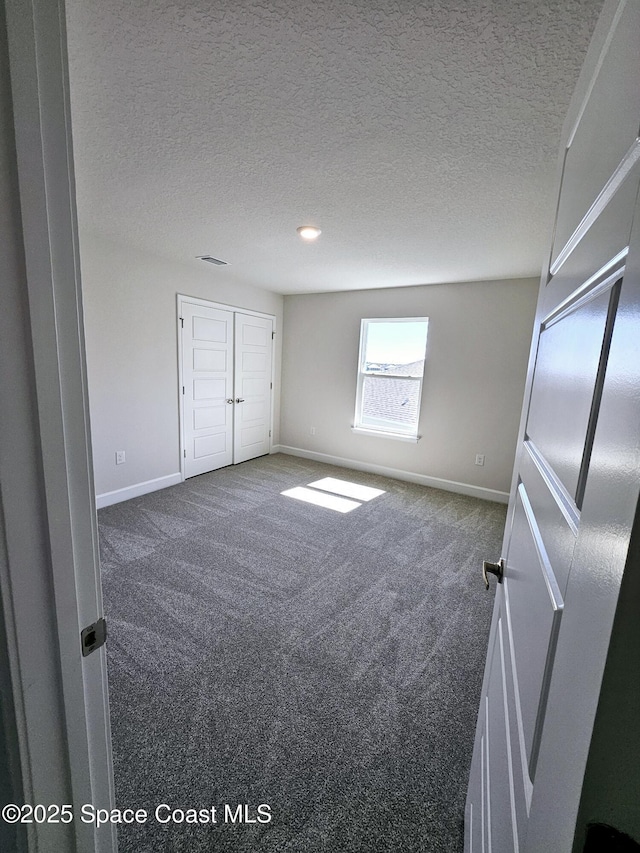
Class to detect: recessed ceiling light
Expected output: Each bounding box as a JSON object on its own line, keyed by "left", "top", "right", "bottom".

{"left": 296, "top": 225, "right": 321, "bottom": 241}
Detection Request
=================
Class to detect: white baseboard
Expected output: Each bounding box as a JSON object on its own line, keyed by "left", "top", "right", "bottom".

{"left": 276, "top": 445, "right": 509, "bottom": 504}
{"left": 96, "top": 472, "right": 183, "bottom": 509}
{"left": 270, "top": 444, "right": 283, "bottom": 455}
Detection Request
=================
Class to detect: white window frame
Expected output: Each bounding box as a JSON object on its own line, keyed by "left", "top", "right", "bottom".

{"left": 352, "top": 317, "right": 429, "bottom": 442}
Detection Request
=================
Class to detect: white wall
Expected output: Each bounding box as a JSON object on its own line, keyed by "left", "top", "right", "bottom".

{"left": 279, "top": 278, "right": 538, "bottom": 498}
{"left": 80, "top": 231, "right": 283, "bottom": 500}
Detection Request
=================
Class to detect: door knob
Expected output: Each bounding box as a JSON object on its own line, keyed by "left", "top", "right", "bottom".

{"left": 226, "top": 398, "right": 234, "bottom": 404}
{"left": 235, "top": 398, "right": 245, "bottom": 403}
{"left": 482, "top": 558, "right": 504, "bottom": 589}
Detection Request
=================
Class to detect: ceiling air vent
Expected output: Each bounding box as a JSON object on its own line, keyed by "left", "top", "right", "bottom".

{"left": 197, "top": 255, "right": 228, "bottom": 266}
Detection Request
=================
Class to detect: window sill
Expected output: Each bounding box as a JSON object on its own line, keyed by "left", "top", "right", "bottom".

{"left": 351, "top": 426, "right": 420, "bottom": 443}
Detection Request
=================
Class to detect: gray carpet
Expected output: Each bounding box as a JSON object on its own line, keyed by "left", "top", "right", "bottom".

{"left": 98, "top": 453, "right": 504, "bottom": 853}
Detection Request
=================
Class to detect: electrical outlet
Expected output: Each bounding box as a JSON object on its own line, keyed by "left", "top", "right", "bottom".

{"left": 116, "top": 450, "right": 126, "bottom": 465}
{"left": 475, "top": 454, "right": 485, "bottom": 466}
{"left": 310, "top": 427, "right": 316, "bottom": 435}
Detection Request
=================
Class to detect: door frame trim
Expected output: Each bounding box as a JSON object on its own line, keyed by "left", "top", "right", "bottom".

{"left": 177, "top": 294, "right": 277, "bottom": 481}
{"left": 3, "top": 0, "right": 116, "bottom": 849}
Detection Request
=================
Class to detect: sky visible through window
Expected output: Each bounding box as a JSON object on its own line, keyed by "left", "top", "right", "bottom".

{"left": 365, "top": 321, "right": 428, "bottom": 365}
{"left": 357, "top": 318, "right": 428, "bottom": 436}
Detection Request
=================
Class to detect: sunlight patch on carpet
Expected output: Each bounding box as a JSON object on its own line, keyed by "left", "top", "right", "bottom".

{"left": 306, "top": 477, "right": 385, "bottom": 502}
{"left": 280, "top": 486, "right": 361, "bottom": 513}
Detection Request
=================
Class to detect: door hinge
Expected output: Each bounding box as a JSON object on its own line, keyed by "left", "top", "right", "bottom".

{"left": 270, "top": 382, "right": 272, "bottom": 389}
{"left": 180, "top": 317, "right": 184, "bottom": 328}
{"left": 272, "top": 330, "right": 275, "bottom": 339}
{"left": 184, "top": 449, "right": 186, "bottom": 458}
{"left": 182, "top": 386, "right": 185, "bottom": 395}
{"left": 269, "top": 430, "right": 271, "bottom": 437}
{"left": 81, "top": 617, "right": 107, "bottom": 657}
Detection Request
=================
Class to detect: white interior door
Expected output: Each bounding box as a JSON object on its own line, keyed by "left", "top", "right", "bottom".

{"left": 181, "top": 301, "right": 234, "bottom": 477}
{"left": 466, "top": 2, "right": 640, "bottom": 851}
{"left": 180, "top": 302, "right": 273, "bottom": 477}
{"left": 233, "top": 312, "right": 273, "bottom": 464}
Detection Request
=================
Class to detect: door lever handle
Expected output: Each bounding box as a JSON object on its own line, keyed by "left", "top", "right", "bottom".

{"left": 235, "top": 398, "right": 245, "bottom": 403}
{"left": 482, "top": 558, "right": 504, "bottom": 590}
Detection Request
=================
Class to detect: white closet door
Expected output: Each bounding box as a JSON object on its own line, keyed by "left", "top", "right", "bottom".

{"left": 233, "top": 312, "right": 273, "bottom": 464}
{"left": 182, "top": 302, "right": 234, "bottom": 477}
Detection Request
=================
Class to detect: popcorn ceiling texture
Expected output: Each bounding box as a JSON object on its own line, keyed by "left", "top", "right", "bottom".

{"left": 65, "top": 0, "right": 603, "bottom": 293}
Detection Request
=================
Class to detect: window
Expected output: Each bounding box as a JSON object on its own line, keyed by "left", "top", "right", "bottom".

{"left": 353, "top": 317, "right": 429, "bottom": 440}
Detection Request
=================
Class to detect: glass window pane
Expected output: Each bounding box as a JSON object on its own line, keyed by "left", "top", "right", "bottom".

{"left": 363, "top": 321, "right": 428, "bottom": 374}
{"left": 361, "top": 376, "right": 421, "bottom": 431}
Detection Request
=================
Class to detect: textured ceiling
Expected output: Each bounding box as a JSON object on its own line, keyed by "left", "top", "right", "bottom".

{"left": 65, "top": 0, "right": 603, "bottom": 294}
